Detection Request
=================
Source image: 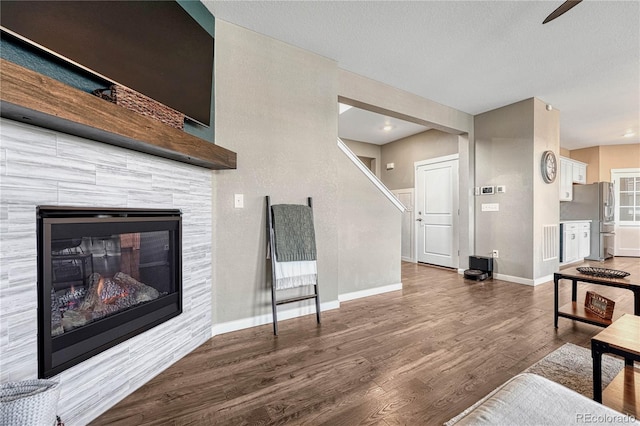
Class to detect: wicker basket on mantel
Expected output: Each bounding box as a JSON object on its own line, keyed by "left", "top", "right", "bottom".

{"left": 92, "top": 84, "right": 185, "bottom": 130}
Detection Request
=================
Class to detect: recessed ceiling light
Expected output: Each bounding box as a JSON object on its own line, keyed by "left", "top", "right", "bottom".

{"left": 623, "top": 130, "right": 636, "bottom": 138}
{"left": 382, "top": 124, "right": 394, "bottom": 131}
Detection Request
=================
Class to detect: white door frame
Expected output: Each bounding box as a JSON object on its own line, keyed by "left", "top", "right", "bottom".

{"left": 414, "top": 154, "right": 460, "bottom": 268}
{"left": 392, "top": 188, "right": 415, "bottom": 262}
{"left": 611, "top": 168, "right": 640, "bottom": 257}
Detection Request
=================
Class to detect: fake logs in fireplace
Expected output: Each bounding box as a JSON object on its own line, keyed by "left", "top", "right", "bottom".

{"left": 51, "top": 272, "right": 163, "bottom": 336}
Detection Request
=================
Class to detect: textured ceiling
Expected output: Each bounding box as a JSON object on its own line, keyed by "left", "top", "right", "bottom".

{"left": 205, "top": 1, "right": 639, "bottom": 150}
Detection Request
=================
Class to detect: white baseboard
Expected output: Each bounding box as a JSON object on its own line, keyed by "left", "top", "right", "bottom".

{"left": 456, "top": 269, "right": 553, "bottom": 286}
{"left": 458, "top": 269, "right": 551, "bottom": 286}
{"left": 559, "top": 259, "right": 584, "bottom": 267}
{"left": 338, "top": 283, "right": 403, "bottom": 302}
{"left": 493, "top": 273, "right": 534, "bottom": 286}
{"left": 494, "top": 273, "right": 546, "bottom": 286}
{"left": 212, "top": 300, "right": 340, "bottom": 336}
{"left": 533, "top": 274, "right": 554, "bottom": 286}
{"left": 212, "top": 283, "right": 404, "bottom": 336}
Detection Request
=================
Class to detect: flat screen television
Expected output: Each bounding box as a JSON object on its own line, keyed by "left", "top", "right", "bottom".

{"left": 0, "top": 1, "right": 214, "bottom": 126}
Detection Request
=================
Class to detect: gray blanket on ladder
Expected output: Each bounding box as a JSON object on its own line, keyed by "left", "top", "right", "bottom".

{"left": 272, "top": 204, "right": 317, "bottom": 262}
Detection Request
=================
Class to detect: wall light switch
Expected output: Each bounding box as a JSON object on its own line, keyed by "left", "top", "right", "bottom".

{"left": 496, "top": 185, "right": 506, "bottom": 193}
{"left": 481, "top": 203, "right": 499, "bottom": 212}
{"left": 386, "top": 163, "right": 395, "bottom": 170}
{"left": 234, "top": 194, "right": 244, "bottom": 208}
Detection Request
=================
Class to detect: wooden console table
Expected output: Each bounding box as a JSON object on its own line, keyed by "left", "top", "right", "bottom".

{"left": 591, "top": 314, "right": 640, "bottom": 417}
{"left": 554, "top": 263, "right": 640, "bottom": 328}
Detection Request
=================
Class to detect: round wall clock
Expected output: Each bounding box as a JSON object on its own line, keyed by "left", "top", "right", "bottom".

{"left": 541, "top": 150, "right": 557, "bottom": 184}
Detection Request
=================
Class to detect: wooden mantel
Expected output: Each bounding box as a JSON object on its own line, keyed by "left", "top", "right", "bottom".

{"left": 0, "top": 59, "right": 236, "bottom": 170}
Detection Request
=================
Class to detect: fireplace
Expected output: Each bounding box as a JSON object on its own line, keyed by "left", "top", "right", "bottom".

{"left": 37, "top": 206, "right": 182, "bottom": 378}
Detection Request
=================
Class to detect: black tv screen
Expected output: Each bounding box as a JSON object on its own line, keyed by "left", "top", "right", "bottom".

{"left": 0, "top": 1, "right": 213, "bottom": 126}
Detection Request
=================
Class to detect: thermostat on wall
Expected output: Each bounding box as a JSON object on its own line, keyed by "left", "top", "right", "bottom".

{"left": 481, "top": 186, "right": 495, "bottom": 195}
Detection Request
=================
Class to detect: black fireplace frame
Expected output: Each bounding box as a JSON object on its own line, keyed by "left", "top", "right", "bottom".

{"left": 37, "top": 206, "right": 182, "bottom": 378}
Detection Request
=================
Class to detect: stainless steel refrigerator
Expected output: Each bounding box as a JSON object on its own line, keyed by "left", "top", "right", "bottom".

{"left": 560, "top": 182, "right": 615, "bottom": 260}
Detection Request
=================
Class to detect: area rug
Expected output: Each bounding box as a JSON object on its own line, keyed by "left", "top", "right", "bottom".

{"left": 444, "top": 343, "right": 626, "bottom": 425}
{"left": 523, "top": 342, "right": 624, "bottom": 399}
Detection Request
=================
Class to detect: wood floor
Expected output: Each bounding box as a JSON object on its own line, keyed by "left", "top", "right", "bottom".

{"left": 92, "top": 258, "right": 637, "bottom": 425}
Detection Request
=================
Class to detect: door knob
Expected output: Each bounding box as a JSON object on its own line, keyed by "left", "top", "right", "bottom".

{"left": 416, "top": 218, "right": 423, "bottom": 222}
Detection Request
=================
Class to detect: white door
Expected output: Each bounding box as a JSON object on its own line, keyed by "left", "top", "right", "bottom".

{"left": 415, "top": 156, "right": 459, "bottom": 268}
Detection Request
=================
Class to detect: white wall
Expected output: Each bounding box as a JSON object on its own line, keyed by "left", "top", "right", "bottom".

{"left": 533, "top": 98, "right": 561, "bottom": 280}
{"left": 338, "top": 70, "right": 472, "bottom": 135}
{"left": 342, "top": 138, "right": 382, "bottom": 177}
{"left": 474, "top": 98, "right": 559, "bottom": 283}
{"left": 475, "top": 99, "right": 535, "bottom": 277}
{"left": 212, "top": 20, "right": 405, "bottom": 332}
{"left": 337, "top": 150, "right": 402, "bottom": 296}
{"left": 380, "top": 129, "right": 459, "bottom": 191}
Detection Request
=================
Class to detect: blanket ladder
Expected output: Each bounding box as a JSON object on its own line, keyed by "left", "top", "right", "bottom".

{"left": 266, "top": 196, "right": 321, "bottom": 335}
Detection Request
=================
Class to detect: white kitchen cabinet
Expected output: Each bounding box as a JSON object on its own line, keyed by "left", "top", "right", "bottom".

{"left": 559, "top": 157, "right": 573, "bottom": 201}
{"left": 572, "top": 161, "right": 587, "bottom": 184}
{"left": 561, "top": 221, "right": 592, "bottom": 264}
{"left": 559, "top": 157, "right": 588, "bottom": 200}
{"left": 562, "top": 223, "right": 579, "bottom": 263}
{"left": 579, "top": 222, "right": 591, "bottom": 258}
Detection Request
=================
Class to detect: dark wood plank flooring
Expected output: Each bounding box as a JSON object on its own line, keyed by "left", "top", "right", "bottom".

{"left": 92, "top": 258, "right": 637, "bottom": 425}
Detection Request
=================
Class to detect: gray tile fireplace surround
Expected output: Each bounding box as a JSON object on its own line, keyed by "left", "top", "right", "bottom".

{"left": 0, "top": 118, "right": 213, "bottom": 425}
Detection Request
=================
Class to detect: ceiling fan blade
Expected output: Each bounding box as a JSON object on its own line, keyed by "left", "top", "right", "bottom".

{"left": 543, "top": 0, "right": 583, "bottom": 24}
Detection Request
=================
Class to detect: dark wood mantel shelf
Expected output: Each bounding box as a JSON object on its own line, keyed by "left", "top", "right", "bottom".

{"left": 0, "top": 59, "right": 236, "bottom": 170}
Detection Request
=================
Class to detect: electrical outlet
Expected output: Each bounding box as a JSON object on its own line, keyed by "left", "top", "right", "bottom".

{"left": 492, "top": 250, "right": 499, "bottom": 258}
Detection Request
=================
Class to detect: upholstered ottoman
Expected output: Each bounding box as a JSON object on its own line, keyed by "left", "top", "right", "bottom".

{"left": 445, "top": 373, "right": 637, "bottom": 425}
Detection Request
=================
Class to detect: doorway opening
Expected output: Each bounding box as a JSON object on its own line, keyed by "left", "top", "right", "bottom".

{"left": 337, "top": 101, "right": 470, "bottom": 270}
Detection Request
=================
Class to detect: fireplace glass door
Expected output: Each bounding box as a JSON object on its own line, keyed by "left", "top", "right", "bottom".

{"left": 38, "top": 207, "right": 182, "bottom": 378}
